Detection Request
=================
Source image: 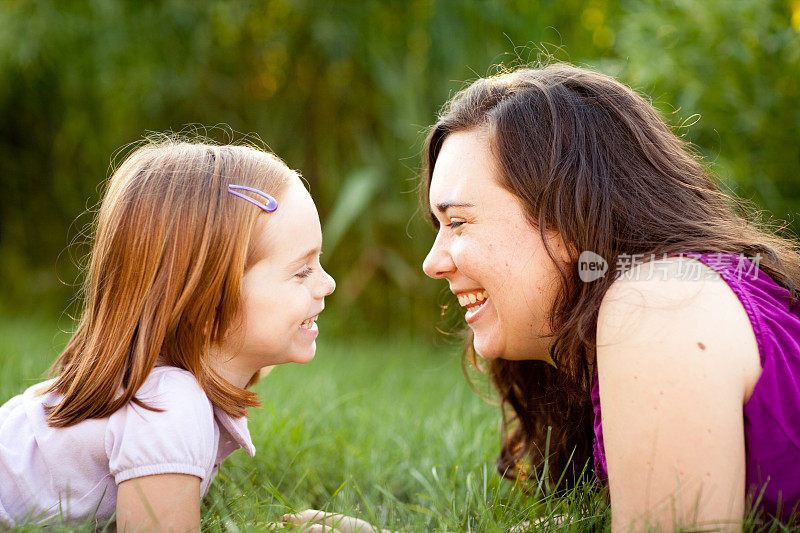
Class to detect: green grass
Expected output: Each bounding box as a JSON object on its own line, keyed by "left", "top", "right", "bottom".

{"left": 0, "top": 314, "right": 609, "bottom": 532}
{"left": 201, "top": 339, "right": 608, "bottom": 533}
{"left": 2, "top": 315, "right": 794, "bottom": 532}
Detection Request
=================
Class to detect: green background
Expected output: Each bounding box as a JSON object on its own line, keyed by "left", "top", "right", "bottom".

{"left": 1, "top": 0, "right": 799, "bottom": 337}
{"left": 1, "top": 2, "right": 798, "bottom": 530}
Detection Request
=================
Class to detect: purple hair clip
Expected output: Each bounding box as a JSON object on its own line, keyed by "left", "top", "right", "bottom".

{"left": 227, "top": 184, "right": 278, "bottom": 213}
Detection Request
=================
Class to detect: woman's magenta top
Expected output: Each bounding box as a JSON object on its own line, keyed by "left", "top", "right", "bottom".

{"left": 592, "top": 252, "right": 800, "bottom": 521}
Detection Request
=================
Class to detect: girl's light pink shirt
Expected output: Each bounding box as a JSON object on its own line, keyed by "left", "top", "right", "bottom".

{"left": 0, "top": 366, "right": 255, "bottom": 526}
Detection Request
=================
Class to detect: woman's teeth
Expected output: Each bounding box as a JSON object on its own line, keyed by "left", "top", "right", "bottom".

{"left": 300, "top": 316, "right": 317, "bottom": 329}
{"left": 457, "top": 290, "right": 488, "bottom": 308}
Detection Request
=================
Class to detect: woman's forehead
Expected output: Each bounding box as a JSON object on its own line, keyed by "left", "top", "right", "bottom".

{"left": 430, "top": 132, "right": 504, "bottom": 206}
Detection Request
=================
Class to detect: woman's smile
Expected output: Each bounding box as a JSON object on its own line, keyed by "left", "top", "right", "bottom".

{"left": 454, "top": 289, "right": 489, "bottom": 323}
{"left": 423, "top": 130, "right": 566, "bottom": 362}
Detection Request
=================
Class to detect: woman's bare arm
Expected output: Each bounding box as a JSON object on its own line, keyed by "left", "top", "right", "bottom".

{"left": 596, "top": 259, "right": 761, "bottom": 531}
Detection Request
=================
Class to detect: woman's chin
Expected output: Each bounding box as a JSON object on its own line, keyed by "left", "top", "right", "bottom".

{"left": 472, "top": 339, "right": 502, "bottom": 360}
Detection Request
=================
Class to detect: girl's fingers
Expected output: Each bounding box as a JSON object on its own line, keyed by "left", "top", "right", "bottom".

{"left": 302, "top": 525, "right": 340, "bottom": 533}
{"left": 282, "top": 509, "right": 340, "bottom": 528}
{"left": 278, "top": 516, "right": 339, "bottom": 532}
{"left": 282, "top": 509, "right": 327, "bottom": 523}
{"left": 281, "top": 509, "right": 377, "bottom": 532}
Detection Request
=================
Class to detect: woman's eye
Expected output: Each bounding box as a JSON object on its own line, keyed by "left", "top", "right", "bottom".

{"left": 296, "top": 266, "right": 313, "bottom": 279}
{"left": 446, "top": 219, "right": 465, "bottom": 229}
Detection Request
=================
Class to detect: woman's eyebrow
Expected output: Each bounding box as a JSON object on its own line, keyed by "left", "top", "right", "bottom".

{"left": 434, "top": 201, "right": 475, "bottom": 213}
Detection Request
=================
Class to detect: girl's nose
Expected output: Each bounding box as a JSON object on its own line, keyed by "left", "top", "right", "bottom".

{"left": 320, "top": 268, "right": 336, "bottom": 297}
{"left": 422, "top": 234, "right": 455, "bottom": 279}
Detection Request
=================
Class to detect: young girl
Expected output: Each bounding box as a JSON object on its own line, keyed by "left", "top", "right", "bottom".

{"left": 419, "top": 63, "right": 800, "bottom": 530}
{"left": 0, "top": 139, "right": 335, "bottom": 530}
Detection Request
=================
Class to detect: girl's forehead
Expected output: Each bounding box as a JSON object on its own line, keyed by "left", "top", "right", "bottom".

{"left": 248, "top": 179, "right": 321, "bottom": 264}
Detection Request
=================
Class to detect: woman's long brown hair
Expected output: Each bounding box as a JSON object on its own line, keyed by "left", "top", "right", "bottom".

{"left": 422, "top": 63, "right": 800, "bottom": 488}
{"left": 45, "top": 140, "right": 294, "bottom": 427}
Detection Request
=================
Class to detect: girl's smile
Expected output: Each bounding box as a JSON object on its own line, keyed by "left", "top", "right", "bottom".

{"left": 212, "top": 176, "right": 335, "bottom": 386}
{"left": 299, "top": 312, "right": 321, "bottom": 333}
{"left": 299, "top": 316, "right": 316, "bottom": 329}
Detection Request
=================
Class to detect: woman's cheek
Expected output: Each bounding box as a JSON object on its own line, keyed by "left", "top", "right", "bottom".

{"left": 449, "top": 241, "right": 468, "bottom": 269}
{"left": 458, "top": 235, "right": 487, "bottom": 267}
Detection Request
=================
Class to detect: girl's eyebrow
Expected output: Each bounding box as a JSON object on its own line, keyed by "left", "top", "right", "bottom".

{"left": 290, "top": 247, "right": 321, "bottom": 265}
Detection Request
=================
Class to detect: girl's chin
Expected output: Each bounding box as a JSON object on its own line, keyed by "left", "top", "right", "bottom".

{"left": 292, "top": 343, "right": 317, "bottom": 364}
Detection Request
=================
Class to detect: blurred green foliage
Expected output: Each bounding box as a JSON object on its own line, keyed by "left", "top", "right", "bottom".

{"left": 0, "top": 0, "right": 798, "bottom": 337}
{"left": 613, "top": 0, "right": 800, "bottom": 221}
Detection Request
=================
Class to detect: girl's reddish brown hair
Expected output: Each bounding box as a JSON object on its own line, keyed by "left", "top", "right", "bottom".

{"left": 422, "top": 63, "right": 800, "bottom": 488}
{"left": 46, "top": 140, "right": 294, "bottom": 427}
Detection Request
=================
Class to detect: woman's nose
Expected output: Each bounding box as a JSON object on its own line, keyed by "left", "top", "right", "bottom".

{"left": 422, "top": 234, "right": 455, "bottom": 279}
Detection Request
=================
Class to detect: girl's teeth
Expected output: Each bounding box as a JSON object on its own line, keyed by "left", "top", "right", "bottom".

{"left": 468, "top": 293, "right": 476, "bottom": 304}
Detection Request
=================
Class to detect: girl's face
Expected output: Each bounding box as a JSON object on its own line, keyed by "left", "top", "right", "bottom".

{"left": 423, "top": 130, "right": 567, "bottom": 362}
{"left": 224, "top": 176, "right": 336, "bottom": 374}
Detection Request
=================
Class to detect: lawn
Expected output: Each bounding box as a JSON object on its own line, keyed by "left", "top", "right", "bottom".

{"left": 2, "top": 315, "right": 797, "bottom": 532}
{"left": 0, "top": 314, "right": 609, "bottom": 532}
{"left": 4, "top": 314, "right": 799, "bottom": 532}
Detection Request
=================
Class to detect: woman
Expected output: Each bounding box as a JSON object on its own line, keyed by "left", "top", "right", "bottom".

{"left": 420, "top": 63, "right": 800, "bottom": 530}
{"left": 284, "top": 63, "right": 799, "bottom": 532}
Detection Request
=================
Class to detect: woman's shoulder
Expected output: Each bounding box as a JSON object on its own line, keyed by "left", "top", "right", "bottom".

{"left": 600, "top": 254, "right": 742, "bottom": 329}
{"left": 594, "top": 255, "right": 767, "bottom": 529}
{"left": 597, "top": 254, "right": 761, "bottom": 399}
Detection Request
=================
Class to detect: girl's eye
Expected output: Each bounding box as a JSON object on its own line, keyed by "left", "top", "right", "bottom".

{"left": 446, "top": 219, "right": 465, "bottom": 229}
{"left": 296, "top": 266, "right": 313, "bottom": 279}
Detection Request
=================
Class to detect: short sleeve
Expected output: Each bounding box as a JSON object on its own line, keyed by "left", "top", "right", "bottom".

{"left": 106, "top": 368, "right": 217, "bottom": 485}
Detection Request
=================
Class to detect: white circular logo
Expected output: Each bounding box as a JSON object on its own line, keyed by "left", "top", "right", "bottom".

{"left": 578, "top": 251, "right": 608, "bottom": 282}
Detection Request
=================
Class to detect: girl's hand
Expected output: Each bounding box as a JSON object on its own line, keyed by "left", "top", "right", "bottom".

{"left": 280, "top": 510, "right": 393, "bottom": 533}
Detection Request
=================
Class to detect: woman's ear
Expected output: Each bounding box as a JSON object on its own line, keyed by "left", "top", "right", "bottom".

{"left": 547, "top": 231, "right": 577, "bottom": 264}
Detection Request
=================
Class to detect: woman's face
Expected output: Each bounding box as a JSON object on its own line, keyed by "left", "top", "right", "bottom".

{"left": 423, "top": 129, "right": 568, "bottom": 362}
